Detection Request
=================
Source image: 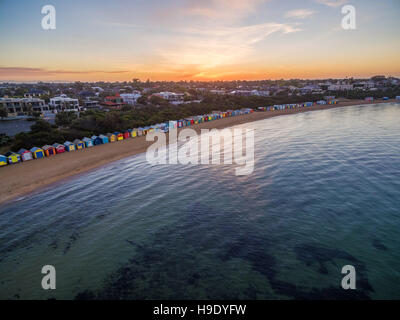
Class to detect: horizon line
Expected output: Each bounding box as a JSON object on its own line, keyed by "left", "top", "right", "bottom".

{"left": 0, "top": 75, "right": 398, "bottom": 84}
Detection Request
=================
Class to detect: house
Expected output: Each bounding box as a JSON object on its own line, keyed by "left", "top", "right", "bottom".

{"left": 78, "top": 90, "right": 95, "bottom": 99}
{"left": 0, "top": 97, "right": 47, "bottom": 117}
{"left": 91, "top": 86, "right": 104, "bottom": 93}
{"left": 396, "top": 96, "right": 400, "bottom": 100}
{"left": 91, "top": 136, "right": 101, "bottom": 146}
{"left": 5, "top": 152, "right": 21, "bottom": 164}
{"left": 130, "top": 129, "right": 137, "bottom": 138}
{"left": 115, "top": 132, "right": 124, "bottom": 141}
{"left": 157, "top": 124, "right": 168, "bottom": 133}
{"left": 82, "top": 137, "right": 94, "bottom": 148}
{"left": 82, "top": 100, "right": 100, "bottom": 109}
{"left": 73, "top": 139, "right": 85, "bottom": 150}
{"left": 152, "top": 92, "right": 185, "bottom": 104}
{"left": 18, "top": 149, "right": 33, "bottom": 161}
{"left": 317, "top": 100, "right": 327, "bottom": 105}
{"left": 210, "top": 89, "right": 226, "bottom": 95}
{"left": 42, "top": 145, "right": 56, "bottom": 157}
{"left": 169, "top": 121, "right": 177, "bottom": 129}
{"left": 123, "top": 131, "right": 131, "bottom": 139}
{"left": 241, "top": 108, "right": 253, "bottom": 114}
{"left": 99, "top": 134, "right": 109, "bottom": 144}
{"left": 0, "top": 155, "right": 7, "bottom": 166}
{"left": 107, "top": 133, "right": 117, "bottom": 142}
{"left": 365, "top": 97, "right": 374, "bottom": 101}
{"left": 53, "top": 143, "right": 66, "bottom": 154}
{"left": 63, "top": 141, "right": 76, "bottom": 152}
{"left": 142, "top": 127, "right": 150, "bottom": 135}
{"left": 24, "top": 88, "right": 48, "bottom": 98}
{"left": 146, "top": 126, "right": 153, "bottom": 134}
{"left": 30, "top": 147, "right": 45, "bottom": 159}
{"left": 102, "top": 94, "right": 124, "bottom": 109}
{"left": 49, "top": 94, "right": 79, "bottom": 111}
{"left": 120, "top": 92, "right": 142, "bottom": 105}
{"left": 137, "top": 128, "right": 144, "bottom": 136}
{"left": 147, "top": 126, "right": 155, "bottom": 134}
{"left": 328, "top": 84, "right": 354, "bottom": 91}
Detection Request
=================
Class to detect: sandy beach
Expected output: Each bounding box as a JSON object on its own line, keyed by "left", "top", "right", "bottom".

{"left": 0, "top": 99, "right": 397, "bottom": 205}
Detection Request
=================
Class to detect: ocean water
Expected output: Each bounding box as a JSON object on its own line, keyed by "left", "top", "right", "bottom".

{"left": 0, "top": 103, "right": 399, "bottom": 300}
{"left": 0, "top": 120, "right": 33, "bottom": 136}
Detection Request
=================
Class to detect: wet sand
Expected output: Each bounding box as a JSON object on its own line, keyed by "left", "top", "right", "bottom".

{"left": 0, "top": 99, "right": 397, "bottom": 205}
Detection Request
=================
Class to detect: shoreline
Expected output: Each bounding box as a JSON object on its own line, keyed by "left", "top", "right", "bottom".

{"left": 0, "top": 99, "right": 398, "bottom": 206}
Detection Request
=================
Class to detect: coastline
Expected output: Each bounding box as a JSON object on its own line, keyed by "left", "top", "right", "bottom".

{"left": 0, "top": 99, "right": 398, "bottom": 206}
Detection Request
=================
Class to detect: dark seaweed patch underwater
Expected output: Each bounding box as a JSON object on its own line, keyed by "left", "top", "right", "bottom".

{"left": 75, "top": 204, "right": 374, "bottom": 300}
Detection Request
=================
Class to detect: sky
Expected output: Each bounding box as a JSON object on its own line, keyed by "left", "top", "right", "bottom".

{"left": 0, "top": 0, "right": 399, "bottom": 82}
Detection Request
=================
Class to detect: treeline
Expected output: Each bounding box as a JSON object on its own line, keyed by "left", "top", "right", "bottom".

{"left": 69, "top": 93, "right": 323, "bottom": 134}
{"left": 327, "top": 87, "right": 400, "bottom": 100}
{"left": 10, "top": 120, "right": 93, "bottom": 151}
{"left": 0, "top": 92, "right": 347, "bottom": 152}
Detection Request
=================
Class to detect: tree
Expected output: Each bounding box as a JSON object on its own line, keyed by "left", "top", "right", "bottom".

{"left": 137, "top": 95, "right": 148, "bottom": 105}
{"left": 55, "top": 111, "right": 78, "bottom": 127}
{"left": 149, "top": 95, "right": 169, "bottom": 106}
{"left": 0, "top": 134, "right": 11, "bottom": 146}
{"left": 41, "top": 94, "right": 51, "bottom": 103}
{"left": 14, "top": 87, "right": 27, "bottom": 97}
{"left": 30, "top": 119, "right": 53, "bottom": 133}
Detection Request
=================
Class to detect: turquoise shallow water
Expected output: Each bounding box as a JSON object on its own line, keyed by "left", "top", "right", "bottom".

{"left": 0, "top": 103, "right": 399, "bottom": 300}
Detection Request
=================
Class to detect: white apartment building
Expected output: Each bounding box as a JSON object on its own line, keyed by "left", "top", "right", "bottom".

{"left": 301, "top": 85, "right": 321, "bottom": 91}
{"left": 153, "top": 92, "right": 185, "bottom": 103}
{"left": 328, "top": 84, "right": 354, "bottom": 91}
{"left": 254, "top": 90, "right": 270, "bottom": 97}
{"left": 230, "top": 90, "right": 270, "bottom": 97}
{"left": 210, "top": 89, "right": 226, "bottom": 95}
{"left": 49, "top": 94, "right": 79, "bottom": 111}
{"left": 82, "top": 100, "right": 100, "bottom": 109}
{"left": 0, "top": 97, "right": 47, "bottom": 116}
{"left": 354, "top": 81, "right": 375, "bottom": 89}
{"left": 120, "top": 92, "right": 142, "bottom": 105}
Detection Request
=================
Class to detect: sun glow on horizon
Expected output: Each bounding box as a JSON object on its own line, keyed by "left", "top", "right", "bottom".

{"left": 0, "top": 0, "right": 399, "bottom": 82}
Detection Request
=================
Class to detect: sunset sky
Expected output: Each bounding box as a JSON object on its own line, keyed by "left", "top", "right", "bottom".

{"left": 0, "top": 0, "right": 399, "bottom": 82}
